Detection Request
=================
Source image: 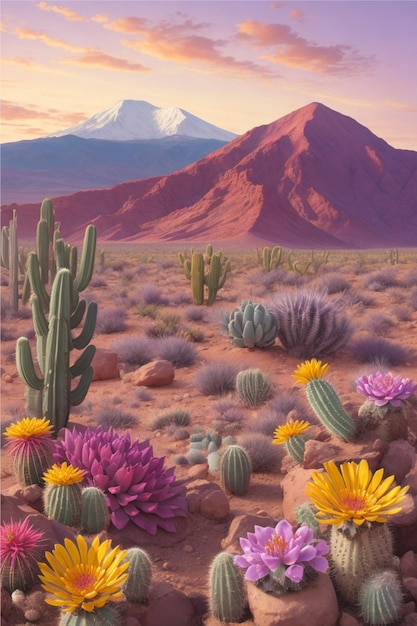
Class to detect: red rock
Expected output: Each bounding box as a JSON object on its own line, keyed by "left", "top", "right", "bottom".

{"left": 186, "top": 479, "right": 230, "bottom": 520}
{"left": 400, "top": 551, "right": 417, "bottom": 579}
{"left": 92, "top": 348, "right": 120, "bottom": 381}
{"left": 403, "top": 578, "right": 417, "bottom": 603}
{"left": 221, "top": 512, "right": 276, "bottom": 554}
{"left": 379, "top": 440, "right": 416, "bottom": 484}
{"left": 144, "top": 583, "right": 195, "bottom": 626}
{"left": 280, "top": 466, "right": 316, "bottom": 525}
{"left": 131, "top": 360, "right": 174, "bottom": 387}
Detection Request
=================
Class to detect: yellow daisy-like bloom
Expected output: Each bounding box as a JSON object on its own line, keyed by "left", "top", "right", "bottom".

{"left": 292, "top": 359, "right": 329, "bottom": 385}
{"left": 272, "top": 419, "right": 310, "bottom": 445}
{"left": 306, "top": 459, "right": 409, "bottom": 526}
{"left": 5, "top": 417, "right": 53, "bottom": 440}
{"left": 43, "top": 462, "right": 84, "bottom": 486}
{"left": 38, "top": 535, "right": 129, "bottom": 613}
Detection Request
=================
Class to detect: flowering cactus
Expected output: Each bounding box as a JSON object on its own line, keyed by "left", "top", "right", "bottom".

{"left": 272, "top": 419, "right": 311, "bottom": 464}
{"left": 356, "top": 371, "right": 417, "bottom": 407}
{"left": 54, "top": 426, "right": 187, "bottom": 535}
{"left": 1, "top": 518, "right": 45, "bottom": 592}
{"left": 234, "top": 519, "right": 329, "bottom": 595}
{"left": 4, "top": 416, "right": 54, "bottom": 486}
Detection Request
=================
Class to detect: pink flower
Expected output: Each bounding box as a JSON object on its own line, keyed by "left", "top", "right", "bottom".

{"left": 356, "top": 371, "right": 417, "bottom": 407}
{"left": 0, "top": 519, "right": 45, "bottom": 592}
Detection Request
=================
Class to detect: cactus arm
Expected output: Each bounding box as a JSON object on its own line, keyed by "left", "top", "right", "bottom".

{"left": 9, "top": 210, "right": 19, "bottom": 315}
{"left": 190, "top": 252, "right": 204, "bottom": 305}
{"left": 306, "top": 379, "right": 357, "bottom": 441}
{"left": 70, "top": 298, "right": 86, "bottom": 329}
{"left": 37, "top": 219, "right": 50, "bottom": 284}
{"left": 70, "top": 345, "right": 96, "bottom": 378}
{"left": 27, "top": 251, "right": 50, "bottom": 312}
{"left": 31, "top": 294, "right": 49, "bottom": 338}
{"left": 1, "top": 226, "right": 10, "bottom": 269}
{"left": 16, "top": 337, "right": 44, "bottom": 391}
{"left": 74, "top": 224, "right": 97, "bottom": 292}
{"left": 206, "top": 254, "right": 222, "bottom": 305}
{"left": 69, "top": 365, "right": 94, "bottom": 406}
{"left": 71, "top": 301, "right": 97, "bottom": 350}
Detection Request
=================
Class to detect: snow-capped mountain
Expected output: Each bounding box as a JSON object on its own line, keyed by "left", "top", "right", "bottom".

{"left": 48, "top": 100, "right": 238, "bottom": 141}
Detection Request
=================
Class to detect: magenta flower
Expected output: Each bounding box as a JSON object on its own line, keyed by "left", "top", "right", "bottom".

{"left": 54, "top": 426, "right": 187, "bottom": 535}
{"left": 0, "top": 518, "right": 45, "bottom": 592}
{"left": 234, "top": 520, "right": 328, "bottom": 585}
{"left": 356, "top": 371, "right": 417, "bottom": 407}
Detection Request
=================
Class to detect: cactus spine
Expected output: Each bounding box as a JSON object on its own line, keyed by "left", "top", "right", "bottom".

{"left": 43, "top": 482, "right": 82, "bottom": 527}
{"left": 359, "top": 569, "right": 404, "bottom": 626}
{"left": 180, "top": 245, "right": 230, "bottom": 306}
{"left": 220, "top": 444, "right": 251, "bottom": 496}
{"left": 228, "top": 300, "right": 277, "bottom": 349}
{"left": 13, "top": 443, "right": 54, "bottom": 487}
{"left": 236, "top": 368, "right": 271, "bottom": 407}
{"left": 306, "top": 378, "right": 357, "bottom": 441}
{"left": 209, "top": 551, "right": 246, "bottom": 623}
{"left": 80, "top": 487, "right": 109, "bottom": 535}
{"left": 284, "top": 434, "right": 308, "bottom": 464}
{"left": 295, "top": 503, "right": 321, "bottom": 538}
{"left": 122, "top": 548, "right": 152, "bottom": 603}
{"left": 59, "top": 606, "right": 121, "bottom": 626}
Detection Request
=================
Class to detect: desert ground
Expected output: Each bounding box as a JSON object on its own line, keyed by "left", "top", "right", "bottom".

{"left": 1, "top": 243, "right": 417, "bottom": 626}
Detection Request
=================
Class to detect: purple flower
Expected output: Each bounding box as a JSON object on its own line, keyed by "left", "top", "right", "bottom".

{"left": 54, "top": 426, "right": 187, "bottom": 535}
{"left": 234, "top": 520, "right": 328, "bottom": 584}
{"left": 356, "top": 371, "right": 417, "bottom": 407}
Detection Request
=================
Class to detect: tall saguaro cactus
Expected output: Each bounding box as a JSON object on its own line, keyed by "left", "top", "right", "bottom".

{"left": 179, "top": 244, "right": 230, "bottom": 305}
{"left": 1, "top": 210, "right": 19, "bottom": 315}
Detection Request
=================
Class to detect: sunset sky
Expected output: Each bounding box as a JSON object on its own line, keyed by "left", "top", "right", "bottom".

{"left": 1, "top": 1, "right": 417, "bottom": 149}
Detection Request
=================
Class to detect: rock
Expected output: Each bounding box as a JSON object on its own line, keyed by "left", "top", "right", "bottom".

{"left": 379, "top": 440, "right": 416, "bottom": 484}
{"left": 404, "top": 613, "right": 417, "bottom": 625}
{"left": 303, "top": 438, "right": 381, "bottom": 471}
{"left": 404, "top": 577, "right": 417, "bottom": 603}
{"left": 246, "top": 573, "right": 339, "bottom": 626}
{"left": 92, "top": 348, "right": 121, "bottom": 380}
{"left": 280, "top": 466, "right": 316, "bottom": 525}
{"left": 144, "top": 583, "right": 196, "bottom": 626}
{"left": 221, "top": 513, "right": 276, "bottom": 554}
{"left": 186, "top": 479, "right": 230, "bottom": 520}
{"left": 400, "top": 551, "right": 417, "bottom": 579}
{"left": 131, "top": 360, "right": 175, "bottom": 387}
{"left": 1, "top": 588, "right": 13, "bottom": 620}
{"left": 187, "top": 463, "right": 208, "bottom": 480}
{"left": 338, "top": 613, "right": 361, "bottom": 626}
{"left": 21, "top": 484, "right": 43, "bottom": 503}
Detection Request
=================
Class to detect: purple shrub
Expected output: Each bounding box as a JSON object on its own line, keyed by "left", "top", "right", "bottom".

{"left": 96, "top": 307, "right": 127, "bottom": 334}
{"left": 95, "top": 407, "right": 139, "bottom": 430}
{"left": 184, "top": 306, "right": 207, "bottom": 322}
{"left": 363, "top": 312, "right": 395, "bottom": 334}
{"left": 195, "top": 362, "right": 239, "bottom": 396}
{"left": 409, "top": 288, "right": 417, "bottom": 311}
{"left": 139, "top": 284, "right": 169, "bottom": 306}
{"left": 391, "top": 305, "right": 413, "bottom": 322}
{"left": 211, "top": 399, "right": 245, "bottom": 434}
{"left": 349, "top": 334, "right": 410, "bottom": 366}
{"left": 155, "top": 336, "right": 198, "bottom": 367}
{"left": 237, "top": 433, "right": 281, "bottom": 472}
{"left": 54, "top": 426, "right": 187, "bottom": 535}
{"left": 315, "top": 273, "right": 352, "bottom": 295}
{"left": 112, "top": 335, "right": 156, "bottom": 367}
{"left": 363, "top": 267, "right": 401, "bottom": 291}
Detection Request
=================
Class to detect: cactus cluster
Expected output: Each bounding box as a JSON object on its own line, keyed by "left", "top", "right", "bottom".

{"left": 257, "top": 245, "right": 288, "bottom": 271}
{"left": 227, "top": 300, "right": 277, "bottom": 349}
{"left": 1, "top": 210, "right": 28, "bottom": 315}
{"left": 179, "top": 244, "right": 230, "bottom": 305}
{"left": 185, "top": 431, "right": 235, "bottom": 470}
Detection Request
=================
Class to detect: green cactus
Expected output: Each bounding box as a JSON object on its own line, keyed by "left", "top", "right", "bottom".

{"left": 59, "top": 607, "right": 121, "bottom": 626}
{"left": 257, "top": 245, "right": 287, "bottom": 271}
{"left": 359, "top": 569, "right": 404, "bottom": 626}
{"left": 12, "top": 442, "right": 54, "bottom": 488}
{"left": 295, "top": 503, "right": 321, "bottom": 538}
{"left": 284, "top": 434, "right": 309, "bottom": 464}
{"left": 122, "top": 547, "right": 152, "bottom": 603}
{"left": 209, "top": 551, "right": 246, "bottom": 623}
{"left": 305, "top": 378, "right": 357, "bottom": 441}
{"left": 220, "top": 444, "right": 251, "bottom": 496}
{"left": 236, "top": 368, "right": 271, "bottom": 408}
{"left": 227, "top": 300, "right": 277, "bottom": 349}
{"left": 180, "top": 246, "right": 230, "bottom": 306}
{"left": 43, "top": 482, "right": 83, "bottom": 527}
{"left": 1, "top": 210, "right": 19, "bottom": 315}
{"left": 358, "top": 401, "right": 408, "bottom": 444}
{"left": 80, "top": 487, "right": 109, "bottom": 535}
{"left": 328, "top": 522, "right": 395, "bottom": 605}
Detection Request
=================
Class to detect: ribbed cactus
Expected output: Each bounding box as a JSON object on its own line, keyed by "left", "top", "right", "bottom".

{"left": 227, "top": 300, "right": 277, "bottom": 349}
{"left": 180, "top": 245, "right": 230, "bottom": 305}
{"left": 1, "top": 209, "right": 19, "bottom": 315}
{"left": 236, "top": 368, "right": 271, "bottom": 407}
{"left": 209, "top": 551, "right": 246, "bottom": 623}
{"left": 359, "top": 569, "right": 404, "bottom": 626}
{"left": 59, "top": 606, "right": 121, "bottom": 626}
{"left": 122, "top": 547, "right": 152, "bottom": 603}
{"left": 257, "top": 245, "right": 287, "bottom": 271}
{"left": 358, "top": 401, "right": 408, "bottom": 444}
{"left": 295, "top": 503, "right": 321, "bottom": 538}
{"left": 220, "top": 444, "right": 251, "bottom": 496}
{"left": 306, "top": 378, "right": 357, "bottom": 441}
{"left": 329, "top": 522, "right": 395, "bottom": 605}
{"left": 80, "top": 487, "right": 109, "bottom": 535}
{"left": 284, "top": 434, "right": 309, "bottom": 464}
{"left": 43, "top": 482, "right": 83, "bottom": 527}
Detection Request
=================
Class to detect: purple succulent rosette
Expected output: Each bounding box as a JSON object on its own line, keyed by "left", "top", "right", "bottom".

{"left": 54, "top": 426, "right": 187, "bottom": 535}
{"left": 356, "top": 371, "right": 417, "bottom": 408}
{"left": 234, "top": 520, "right": 328, "bottom": 587}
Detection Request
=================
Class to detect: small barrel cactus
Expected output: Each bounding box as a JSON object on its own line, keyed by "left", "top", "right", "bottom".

{"left": 227, "top": 300, "right": 277, "bottom": 349}
{"left": 59, "top": 606, "right": 121, "bottom": 626}
{"left": 209, "top": 551, "right": 246, "bottom": 622}
{"left": 220, "top": 444, "right": 251, "bottom": 496}
{"left": 43, "top": 463, "right": 84, "bottom": 527}
{"left": 236, "top": 368, "right": 271, "bottom": 408}
{"left": 122, "top": 547, "right": 152, "bottom": 603}
{"left": 359, "top": 568, "right": 404, "bottom": 626}
{"left": 80, "top": 487, "right": 109, "bottom": 535}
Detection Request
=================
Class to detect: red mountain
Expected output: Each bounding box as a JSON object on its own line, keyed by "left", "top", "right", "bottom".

{"left": 2, "top": 102, "right": 417, "bottom": 248}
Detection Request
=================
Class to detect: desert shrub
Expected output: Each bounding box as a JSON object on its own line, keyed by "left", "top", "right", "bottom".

{"left": 195, "top": 362, "right": 239, "bottom": 396}
{"left": 135, "top": 388, "right": 153, "bottom": 401}
{"left": 183, "top": 306, "right": 207, "bottom": 322}
{"left": 349, "top": 334, "right": 410, "bottom": 366}
{"left": 90, "top": 277, "right": 108, "bottom": 288}
{"left": 249, "top": 268, "right": 287, "bottom": 291}
{"left": 315, "top": 272, "right": 352, "bottom": 294}
{"left": 95, "top": 407, "right": 138, "bottom": 430}
{"left": 146, "top": 313, "right": 182, "bottom": 338}
{"left": 155, "top": 336, "right": 198, "bottom": 367}
{"left": 363, "top": 312, "right": 395, "bottom": 334}
{"left": 112, "top": 335, "right": 156, "bottom": 366}
{"left": 177, "top": 327, "right": 205, "bottom": 343}
{"left": 409, "top": 288, "right": 417, "bottom": 310}
{"left": 346, "top": 290, "right": 375, "bottom": 307}
{"left": 135, "top": 303, "right": 160, "bottom": 318}
{"left": 238, "top": 433, "right": 281, "bottom": 472}
{"left": 139, "top": 284, "right": 169, "bottom": 306}
{"left": 171, "top": 292, "right": 193, "bottom": 306}
{"left": 96, "top": 307, "right": 127, "bottom": 334}
{"left": 402, "top": 268, "right": 417, "bottom": 288}
{"left": 210, "top": 400, "right": 245, "bottom": 435}
{"left": 363, "top": 267, "right": 401, "bottom": 291}
{"left": 387, "top": 287, "right": 407, "bottom": 304}
{"left": 166, "top": 425, "right": 190, "bottom": 441}
{"left": 150, "top": 409, "right": 191, "bottom": 431}
{"left": 248, "top": 408, "right": 287, "bottom": 437}
{"left": 390, "top": 305, "right": 413, "bottom": 322}
{"left": 268, "top": 289, "right": 353, "bottom": 358}
{"left": 268, "top": 391, "right": 308, "bottom": 417}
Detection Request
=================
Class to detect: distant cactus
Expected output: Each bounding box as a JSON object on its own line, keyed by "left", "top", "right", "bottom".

{"left": 180, "top": 245, "right": 230, "bottom": 305}
{"left": 209, "top": 551, "right": 246, "bottom": 622}
{"left": 359, "top": 569, "right": 404, "bottom": 626}
{"left": 80, "top": 487, "right": 109, "bottom": 535}
{"left": 220, "top": 444, "right": 251, "bottom": 496}
{"left": 257, "top": 246, "right": 288, "bottom": 271}
{"left": 227, "top": 300, "right": 277, "bottom": 349}
{"left": 1, "top": 210, "right": 20, "bottom": 315}
{"left": 122, "top": 547, "right": 152, "bottom": 603}
{"left": 236, "top": 368, "right": 271, "bottom": 407}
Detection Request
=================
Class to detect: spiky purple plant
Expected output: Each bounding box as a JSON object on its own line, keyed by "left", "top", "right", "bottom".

{"left": 356, "top": 371, "right": 417, "bottom": 407}
{"left": 54, "top": 426, "right": 187, "bottom": 535}
{"left": 0, "top": 518, "right": 45, "bottom": 592}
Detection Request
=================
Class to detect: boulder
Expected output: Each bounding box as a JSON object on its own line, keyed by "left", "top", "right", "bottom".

{"left": 131, "top": 360, "right": 175, "bottom": 387}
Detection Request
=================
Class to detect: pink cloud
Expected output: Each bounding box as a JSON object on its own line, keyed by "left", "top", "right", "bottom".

{"left": 92, "top": 14, "right": 109, "bottom": 24}
{"left": 64, "top": 50, "right": 150, "bottom": 73}
{"left": 37, "top": 1, "right": 88, "bottom": 22}
{"left": 0, "top": 100, "right": 85, "bottom": 125}
{"left": 2, "top": 56, "right": 34, "bottom": 67}
{"left": 289, "top": 10, "right": 305, "bottom": 23}
{"left": 15, "top": 27, "right": 84, "bottom": 52}
{"left": 237, "top": 19, "right": 375, "bottom": 75}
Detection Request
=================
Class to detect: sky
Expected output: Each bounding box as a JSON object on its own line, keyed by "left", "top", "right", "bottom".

{"left": 1, "top": 0, "right": 417, "bottom": 149}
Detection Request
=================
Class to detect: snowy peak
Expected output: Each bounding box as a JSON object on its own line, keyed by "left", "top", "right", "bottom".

{"left": 48, "top": 100, "right": 237, "bottom": 142}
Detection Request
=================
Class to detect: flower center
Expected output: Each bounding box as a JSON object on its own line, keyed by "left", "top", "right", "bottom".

{"left": 67, "top": 566, "right": 99, "bottom": 596}
{"left": 340, "top": 490, "right": 367, "bottom": 513}
{"left": 264, "top": 533, "right": 288, "bottom": 557}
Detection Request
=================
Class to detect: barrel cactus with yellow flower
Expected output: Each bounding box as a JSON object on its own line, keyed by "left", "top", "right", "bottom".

{"left": 292, "top": 359, "right": 357, "bottom": 441}
{"left": 4, "top": 416, "right": 54, "bottom": 487}
{"left": 272, "top": 418, "right": 311, "bottom": 464}
{"left": 306, "top": 459, "right": 409, "bottom": 605}
{"left": 43, "top": 462, "right": 84, "bottom": 527}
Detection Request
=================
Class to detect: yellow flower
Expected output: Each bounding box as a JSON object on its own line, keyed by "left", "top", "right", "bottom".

{"left": 306, "top": 459, "right": 409, "bottom": 526}
{"left": 272, "top": 419, "right": 310, "bottom": 445}
{"left": 43, "top": 462, "right": 84, "bottom": 486}
{"left": 292, "top": 359, "right": 329, "bottom": 385}
{"left": 5, "top": 417, "right": 53, "bottom": 440}
{"left": 38, "top": 535, "right": 129, "bottom": 613}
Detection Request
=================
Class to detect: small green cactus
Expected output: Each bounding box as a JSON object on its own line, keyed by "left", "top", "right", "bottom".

{"left": 236, "top": 368, "right": 271, "bottom": 407}
{"left": 359, "top": 568, "right": 404, "bottom": 626}
{"left": 284, "top": 434, "right": 309, "bottom": 464}
{"left": 43, "top": 483, "right": 82, "bottom": 527}
{"left": 80, "top": 487, "right": 109, "bottom": 535}
{"left": 295, "top": 503, "right": 321, "bottom": 538}
{"left": 220, "top": 444, "right": 251, "bottom": 496}
{"left": 227, "top": 300, "right": 277, "bottom": 349}
{"left": 257, "top": 245, "right": 288, "bottom": 271}
{"left": 122, "top": 547, "right": 152, "bottom": 603}
{"left": 306, "top": 378, "right": 357, "bottom": 441}
{"left": 209, "top": 551, "right": 246, "bottom": 623}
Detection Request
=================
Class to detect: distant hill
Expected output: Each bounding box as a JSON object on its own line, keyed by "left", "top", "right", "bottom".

{"left": 3, "top": 102, "right": 417, "bottom": 248}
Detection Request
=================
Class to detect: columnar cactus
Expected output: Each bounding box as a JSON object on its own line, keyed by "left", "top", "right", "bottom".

{"left": 257, "top": 245, "right": 287, "bottom": 271}
{"left": 122, "top": 547, "right": 152, "bottom": 603}
{"left": 227, "top": 300, "right": 277, "bottom": 348}
{"left": 359, "top": 569, "right": 404, "bottom": 626}
{"left": 180, "top": 245, "right": 230, "bottom": 305}
{"left": 236, "top": 368, "right": 271, "bottom": 407}
{"left": 1, "top": 209, "right": 19, "bottom": 315}
{"left": 220, "top": 444, "right": 251, "bottom": 496}
{"left": 209, "top": 551, "right": 246, "bottom": 623}
{"left": 80, "top": 487, "right": 109, "bottom": 535}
